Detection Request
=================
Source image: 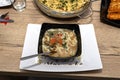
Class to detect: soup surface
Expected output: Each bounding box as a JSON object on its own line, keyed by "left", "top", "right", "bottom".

{"left": 39, "top": 0, "right": 89, "bottom": 12}
{"left": 42, "top": 29, "right": 78, "bottom": 58}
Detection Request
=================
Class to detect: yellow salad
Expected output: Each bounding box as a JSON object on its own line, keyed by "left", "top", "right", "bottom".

{"left": 39, "top": 0, "right": 89, "bottom": 12}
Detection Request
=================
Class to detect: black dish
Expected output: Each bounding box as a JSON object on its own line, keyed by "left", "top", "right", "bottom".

{"left": 100, "top": 0, "right": 120, "bottom": 28}
{"left": 38, "top": 23, "right": 82, "bottom": 60}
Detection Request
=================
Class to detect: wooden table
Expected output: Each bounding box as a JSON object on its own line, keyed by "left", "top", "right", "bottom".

{"left": 0, "top": 0, "right": 120, "bottom": 79}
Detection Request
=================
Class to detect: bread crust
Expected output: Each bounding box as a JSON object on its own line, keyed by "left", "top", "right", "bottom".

{"left": 111, "top": 0, "right": 120, "bottom": 2}
{"left": 108, "top": 2, "right": 120, "bottom": 12}
{"left": 107, "top": 12, "right": 120, "bottom": 20}
{"left": 107, "top": 0, "right": 120, "bottom": 20}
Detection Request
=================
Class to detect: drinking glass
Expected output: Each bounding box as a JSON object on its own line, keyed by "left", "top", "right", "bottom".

{"left": 13, "top": 0, "right": 26, "bottom": 12}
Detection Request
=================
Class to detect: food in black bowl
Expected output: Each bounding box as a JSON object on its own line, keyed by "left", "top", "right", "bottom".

{"left": 38, "top": 23, "right": 82, "bottom": 60}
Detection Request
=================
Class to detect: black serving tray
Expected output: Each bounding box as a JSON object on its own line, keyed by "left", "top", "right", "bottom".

{"left": 38, "top": 23, "right": 82, "bottom": 60}
{"left": 100, "top": 0, "right": 120, "bottom": 28}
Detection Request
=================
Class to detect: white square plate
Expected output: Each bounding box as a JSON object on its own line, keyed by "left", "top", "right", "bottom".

{"left": 20, "top": 24, "right": 103, "bottom": 72}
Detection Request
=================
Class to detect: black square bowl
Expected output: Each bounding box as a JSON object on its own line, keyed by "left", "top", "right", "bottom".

{"left": 38, "top": 23, "right": 82, "bottom": 60}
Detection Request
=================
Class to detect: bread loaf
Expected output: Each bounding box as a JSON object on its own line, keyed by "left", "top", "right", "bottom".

{"left": 107, "top": 0, "right": 120, "bottom": 20}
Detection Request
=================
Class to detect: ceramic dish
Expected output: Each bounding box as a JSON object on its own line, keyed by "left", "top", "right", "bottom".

{"left": 0, "top": 0, "right": 14, "bottom": 7}
{"left": 34, "top": 0, "right": 91, "bottom": 18}
{"left": 100, "top": 0, "right": 120, "bottom": 28}
{"left": 20, "top": 24, "right": 102, "bottom": 72}
{"left": 38, "top": 23, "right": 82, "bottom": 60}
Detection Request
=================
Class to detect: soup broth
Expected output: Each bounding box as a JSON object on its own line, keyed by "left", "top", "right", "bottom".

{"left": 42, "top": 29, "right": 78, "bottom": 58}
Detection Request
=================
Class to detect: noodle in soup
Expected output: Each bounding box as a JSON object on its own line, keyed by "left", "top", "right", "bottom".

{"left": 42, "top": 29, "right": 77, "bottom": 58}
